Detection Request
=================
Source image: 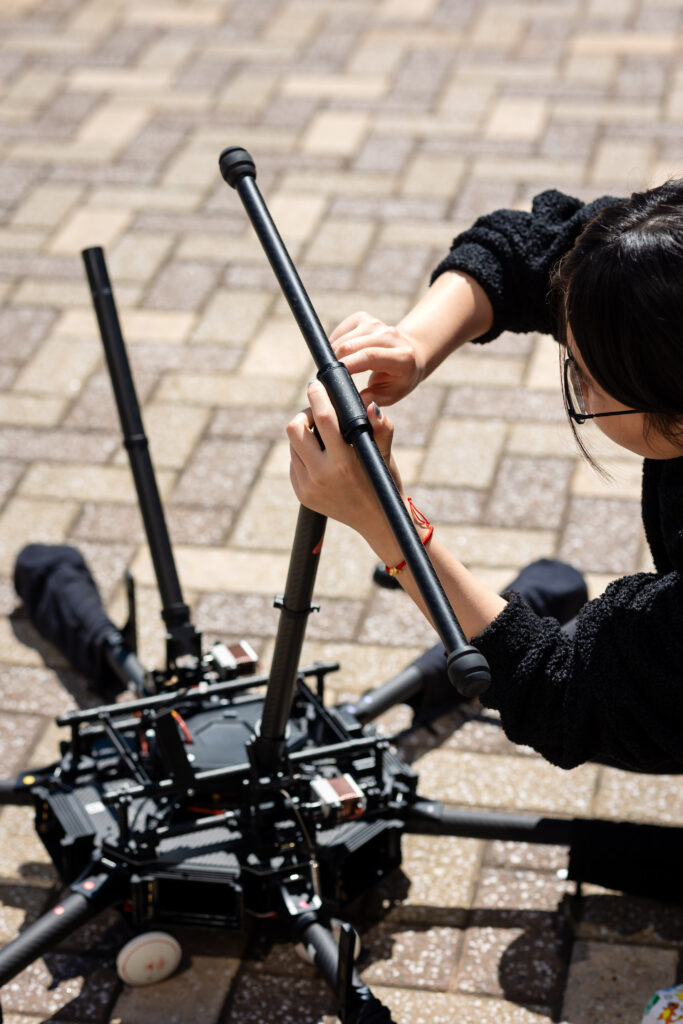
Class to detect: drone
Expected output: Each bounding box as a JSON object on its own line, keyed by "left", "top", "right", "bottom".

{"left": 0, "top": 147, "right": 681, "bottom": 1024}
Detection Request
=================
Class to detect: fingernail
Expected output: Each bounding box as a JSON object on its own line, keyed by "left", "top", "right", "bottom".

{"left": 373, "top": 402, "right": 382, "bottom": 419}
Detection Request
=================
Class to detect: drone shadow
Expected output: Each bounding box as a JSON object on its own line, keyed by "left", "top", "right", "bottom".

{"left": 9, "top": 604, "right": 112, "bottom": 710}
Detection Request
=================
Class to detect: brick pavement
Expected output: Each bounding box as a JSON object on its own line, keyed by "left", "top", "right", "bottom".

{"left": 0, "top": 1, "right": 682, "bottom": 1021}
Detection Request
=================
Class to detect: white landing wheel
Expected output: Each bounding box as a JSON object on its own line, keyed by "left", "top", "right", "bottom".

{"left": 116, "top": 930, "right": 182, "bottom": 986}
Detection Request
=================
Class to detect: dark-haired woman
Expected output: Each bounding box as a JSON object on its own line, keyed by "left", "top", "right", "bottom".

{"left": 287, "top": 182, "right": 683, "bottom": 776}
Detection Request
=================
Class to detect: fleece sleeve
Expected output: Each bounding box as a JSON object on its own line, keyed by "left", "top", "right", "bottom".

{"left": 431, "top": 189, "right": 618, "bottom": 343}
{"left": 473, "top": 573, "right": 683, "bottom": 774}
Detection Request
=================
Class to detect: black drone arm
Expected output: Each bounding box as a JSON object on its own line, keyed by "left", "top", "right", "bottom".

{"left": 219, "top": 146, "right": 490, "bottom": 700}
{"left": 0, "top": 863, "right": 124, "bottom": 988}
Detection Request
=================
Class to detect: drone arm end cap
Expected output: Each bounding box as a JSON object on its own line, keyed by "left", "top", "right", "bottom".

{"left": 219, "top": 146, "right": 256, "bottom": 187}
{"left": 446, "top": 646, "right": 491, "bottom": 699}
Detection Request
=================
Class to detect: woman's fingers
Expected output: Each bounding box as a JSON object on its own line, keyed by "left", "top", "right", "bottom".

{"left": 329, "top": 310, "right": 374, "bottom": 343}
{"left": 366, "top": 401, "right": 394, "bottom": 459}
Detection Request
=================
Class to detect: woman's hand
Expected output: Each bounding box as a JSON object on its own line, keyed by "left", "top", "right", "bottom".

{"left": 287, "top": 380, "right": 402, "bottom": 548}
{"left": 329, "top": 312, "right": 425, "bottom": 407}
{"left": 329, "top": 275, "right": 495, "bottom": 406}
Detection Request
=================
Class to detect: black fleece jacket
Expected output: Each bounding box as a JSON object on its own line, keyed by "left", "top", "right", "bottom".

{"left": 432, "top": 189, "right": 683, "bottom": 774}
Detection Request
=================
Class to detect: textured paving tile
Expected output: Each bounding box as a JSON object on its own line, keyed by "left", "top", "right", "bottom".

{"left": 560, "top": 940, "right": 678, "bottom": 1024}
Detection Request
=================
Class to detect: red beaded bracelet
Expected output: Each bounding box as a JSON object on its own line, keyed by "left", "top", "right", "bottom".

{"left": 384, "top": 498, "right": 434, "bottom": 576}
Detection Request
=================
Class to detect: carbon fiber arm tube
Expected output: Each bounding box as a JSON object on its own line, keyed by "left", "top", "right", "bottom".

{"left": 253, "top": 505, "right": 327, "bottom": 770}
{"left": 0, "top": 865, "right": 122, "bottom": 987}
{"left": 219, "top": 146, "right": 490, "bottom": 700}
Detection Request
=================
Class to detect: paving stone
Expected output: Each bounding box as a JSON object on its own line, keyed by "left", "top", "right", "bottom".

{"left": 560, "top": 940, "right": 677, "bottom": 1023}
{"left": 416, "top": 749, "right": 599, "bottom": 815}
{"left": 2, "top": 952, "right": 119, "bottom": 1020}
{"left": 359, "top": 920, "right": 460, "bottom": 991}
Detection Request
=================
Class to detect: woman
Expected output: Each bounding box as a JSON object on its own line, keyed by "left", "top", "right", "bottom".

{"left": 287, "top": 181, "right": 683, "bottom": 775}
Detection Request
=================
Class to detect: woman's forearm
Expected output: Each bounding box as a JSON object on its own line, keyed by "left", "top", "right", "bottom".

{"left": 397, "top": 270, "right": 494, "bottom": 384}
{"left": 365, "top": 516, "right": 507, "bottom": 642}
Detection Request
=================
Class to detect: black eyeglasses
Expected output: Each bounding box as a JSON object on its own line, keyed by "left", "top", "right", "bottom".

{"left": 563, "top": 354, "right": 642, "bottom": 425}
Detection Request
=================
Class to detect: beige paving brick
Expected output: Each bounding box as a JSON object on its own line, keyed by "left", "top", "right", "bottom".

{"left": 298, "top": 639, "right": 423, "bottom": 697}
{"left": 301, "top": 111, "right": 371, "bottom": 157}
{"left": 280, "top": 168, "right": 395, "bottom": 198}
{"left": 238, "top": 316, "right": 316, "bottom": 379}
{"left": 161, "top": 143, "right": 221, "bottom": 190}
{"left": 0, "top": 228, "right": 47, "bottom": 251}
{"left": 65, "top": 0, "right": 118, "bottom": 35}
{"left": 4, "top": 68, "right": 62, "bottom": 106}
{"left": 155, "top": 372, "right": 300, "bottom": 410}
{"left": 0, "top": 618, "right": 46, "bottom": 667}
{"left": 75, "top": 100, "right": 150, "bottom": 150}
{"left": 420, "top": 419, "right": 507, "bottom": 488}
{"left": 49, "top": 206, "right": 132, "bottom": 256}
{"left": 18, "top": 462, "right": 173, "bottom": 504}
{"left": 562, "top": 54, "right": 618, "bottom": 84}
{"left": 191, "top": 289, "right": 273, "bottom": 347}
{"left": 0, "top": 804, "right": 57, "bottom": 885}
{"left": 230, "top": 476, "right": 300, "bottom": 553}
{"left": 305, "top": 218, "right": 375, "bottom": 266}
{"left": 131, "top": 544, "right": 291, "bottom": 594}
{"left": 379, "top": 0, "right": 440, "bottom": 15}
{"left": 591, "top": 139, "right": 655, "bottom": 187}
{"left": 416, "top": 748, "right": 599, "bottom": 815}
{"left": 218, "top": 71, "right": 277, "bottom": 113}
{"left": 561, "top": 941, "right": 677, "bottom": 1023}
{"left": 392, "top": 834, "right": 482, "bottom": 922}
{"left": 11, "top": 184, "right": 83, "bottom": 229}
{"left": 0, "top": 497, "right": 78, "bottom": 574}
{"left": 593, "top": 768, "right": 683, "bottom": 826}
{"left": 571, "top": 32, "right": 678, "bottom": 57}
{"left": 313, "top": 520, "right": 376, "bottom": 600}
{"left": 68, "top": 67, "right": 172, "bottom": 94}
{"left": 90, "top": 185, "right": 200, "bottom": 213}
{"left": 53, "top": 308, "right": 196, "bottom": 345}
{"left": 176, "top": 230, "right": 266, "bottom": 264}
{"left": 554, "top": 99, "right": 660, "bottom": 125}
{"left": 10, "top": 280, "right": 100, "bottom": 308}
{"left": 402, "top": 154, "right": 466, "bottom": 199}
{"left": 0, "top": 393, "right": 66, "bottom": 427}
{"left": 112, "top": 954, "right": 241, "bottom": 1024}
{"left": 123, "top": 4, "right": 224, "bottom": 27}
{"left": 439, "top": 523, "right": 555, "bottom": 568}
{"left": 261, "top": 0, "right": 322, "bottom": 44}
{"left": 282, "top": 73, "right": 387, "bottom": 101}
{"left": 372, "top": 989, "right": 554, "bottom": 1024}
{"left": 485, "top": 97, "right": 548, "bottom": 142}
{"left": 472, "top": 156, "right": 585, "bottom": 185}
{"left": 137, "top": 33, "right": 196, "bottom": 70}
{"left": 346, "top": 38, "right": 406, "bottom": 77}
{"left": 507, "top": 422, "right": 577, "bottom": 458}
{"left": 108, "top": 232, "right": 174, "bottom": 284}
{"left": 468, "top": 6, "right": 525, "bottom": 50}
{"left": 379, "top": 220, "right": 463, "bottom": 249}
{"left": 268, "top": 192, "right": 327, "bottom": 245}
{"left": 526, "top": 333, "right": 562, "bottom": 391}
{"left": 430, "top": 353, "right": 525, "bottom": 388}
{"left": 13, "top": 338, "right": 101, "bottom": 395}
{"left": 571, "top": 458, "right": 642, "bottom": 500}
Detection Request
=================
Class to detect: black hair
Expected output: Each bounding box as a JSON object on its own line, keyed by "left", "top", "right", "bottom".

{"left": 552, "top": 179, "right": 683, "bottom": 459}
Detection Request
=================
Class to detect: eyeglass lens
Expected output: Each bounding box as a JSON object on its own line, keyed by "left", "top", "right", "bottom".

{"left": 567, "top": 357, "right": 588, "bottom": 416}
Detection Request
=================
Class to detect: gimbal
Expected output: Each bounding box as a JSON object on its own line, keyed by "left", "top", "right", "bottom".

{"left": 0, "top": 147, "right": 681, "bottom": 1024}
